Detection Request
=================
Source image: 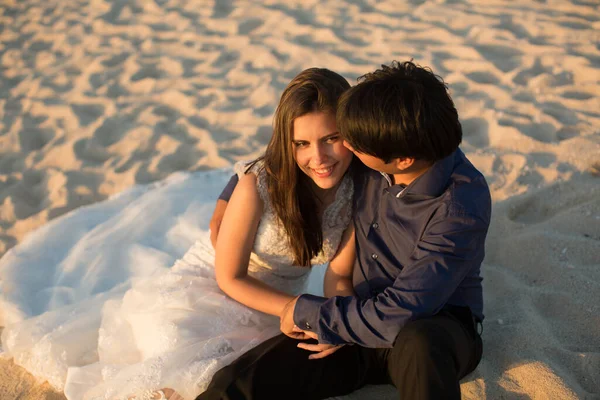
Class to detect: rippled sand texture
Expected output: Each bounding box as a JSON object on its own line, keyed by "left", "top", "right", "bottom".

{"left": 1, "top": 0, "right": 599, "bottom": 398}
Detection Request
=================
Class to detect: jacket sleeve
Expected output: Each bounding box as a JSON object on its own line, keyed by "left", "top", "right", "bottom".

{"left": 218, "top": 175, "right": 239, "bottom": 201}
{"left": 293, "top": 212, "right": 489, "bottom": 348}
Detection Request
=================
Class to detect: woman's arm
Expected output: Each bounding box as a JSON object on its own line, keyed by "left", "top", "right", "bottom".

{"left": 210, "top": 174, "right": 239, "bottom": 248}
{"left": 209, "top": 199, "right": 228, "bottom": 248}
{"left": 323, "top": 224, "right": 356, "bottom": 297}
{"left": 215, "top": 173, "right": 295, "bottom": 317}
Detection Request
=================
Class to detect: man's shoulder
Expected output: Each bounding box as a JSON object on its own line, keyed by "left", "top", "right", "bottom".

{"left": 444, "top": 157, "right": 491, "bottom": 222}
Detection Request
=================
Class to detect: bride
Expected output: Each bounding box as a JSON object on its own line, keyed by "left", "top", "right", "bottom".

{"left": 1, "top": 68, "right": 357, "bottom": 400}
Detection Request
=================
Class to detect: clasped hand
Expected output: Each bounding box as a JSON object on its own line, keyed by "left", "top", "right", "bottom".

{"left": 293, "top": 327, "right": 345, "bottom": 360}
{"left": 280, "top": 297, "right": 344, "bottom": 360}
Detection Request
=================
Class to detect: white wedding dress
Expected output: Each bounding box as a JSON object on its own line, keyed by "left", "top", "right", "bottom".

{"left": 0, "top": 163, "right": 353, "bottom": 400}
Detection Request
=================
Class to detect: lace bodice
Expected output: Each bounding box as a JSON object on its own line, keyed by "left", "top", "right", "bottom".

{"left": 233, "top": 161, "right": 353, "bottom": 294}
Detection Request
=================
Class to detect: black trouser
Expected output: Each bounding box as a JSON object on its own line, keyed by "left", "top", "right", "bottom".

{"left": 197, "top": 306, "right": 482, "bottom": 400}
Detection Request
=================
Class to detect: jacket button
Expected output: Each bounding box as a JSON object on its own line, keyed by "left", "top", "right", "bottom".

{"left": 304, "top": 322, "right": 311, "bottom": 330}
{"left": 371, "top": 253, "right": 378, "bottom": 260}
{"left": 372, "top": 222, "right": 379, "bottom": 229}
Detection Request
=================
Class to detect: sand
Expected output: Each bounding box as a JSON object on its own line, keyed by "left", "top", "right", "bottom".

{"left": 0, "top": 0, "right": 599, "bottom": 398}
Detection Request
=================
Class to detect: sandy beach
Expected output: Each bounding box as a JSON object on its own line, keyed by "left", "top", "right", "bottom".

{"left": 1, "top": 0, "right": 599, "bottom": 398}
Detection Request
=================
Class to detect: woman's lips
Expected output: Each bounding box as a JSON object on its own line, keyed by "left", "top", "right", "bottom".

{"left": 311, "top": 163, "right": 335, "bottom": 178}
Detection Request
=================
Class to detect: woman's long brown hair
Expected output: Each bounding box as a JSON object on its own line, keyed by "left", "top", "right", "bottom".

{"left": 250, "top": 68, "right": 350, "bottom": 267}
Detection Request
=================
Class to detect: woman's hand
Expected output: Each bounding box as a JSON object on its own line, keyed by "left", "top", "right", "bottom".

{"left": 279, "top": 296, "right": 311, "bottom": 339}
{"left": 298, "top": 342, "right": 345, "bottom": 360}
{"left": 295, "top": 329, "right": 345, "bottom": 359}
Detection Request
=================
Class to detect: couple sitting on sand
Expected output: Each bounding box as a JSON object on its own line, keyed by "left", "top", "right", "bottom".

{"left": 59, "top": 61, "right": 492, "bottom": 400}
{"left": 177, "top": 60, "right": 490, "bottom": 400}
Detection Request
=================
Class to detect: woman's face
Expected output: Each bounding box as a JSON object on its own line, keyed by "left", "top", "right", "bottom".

{"left": 292, "top": 111, "right": 353, "bottom": 190}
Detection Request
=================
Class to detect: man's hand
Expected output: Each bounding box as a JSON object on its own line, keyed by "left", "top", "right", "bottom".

{"left": 281, "top": 300, "right": 345, "bottom": 359}
{"left": 209, "top": 199, "right": 228, "bottom": 248}
{"left": 280, "top": 296, "right": 311, "bottom": 340}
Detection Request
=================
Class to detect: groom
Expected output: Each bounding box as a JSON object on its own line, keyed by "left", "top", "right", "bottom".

{"left": 201, "top": 61, "right": 491, "bottom": 400}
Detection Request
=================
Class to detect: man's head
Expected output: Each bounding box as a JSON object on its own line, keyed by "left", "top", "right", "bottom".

{"left": 337, "top": 61, "right": 462, "bottom": 174}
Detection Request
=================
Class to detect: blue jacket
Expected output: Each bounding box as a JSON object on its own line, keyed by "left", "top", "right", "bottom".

{"left": 294, "top": 149, "right": 491, "bottom": 347}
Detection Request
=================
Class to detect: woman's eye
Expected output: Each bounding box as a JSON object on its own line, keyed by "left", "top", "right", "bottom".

{"left": 326, "top": 136, "right": 339, "bottom": 143}
{"left": 294, "top": 142, "right": 307, "bottom": 148}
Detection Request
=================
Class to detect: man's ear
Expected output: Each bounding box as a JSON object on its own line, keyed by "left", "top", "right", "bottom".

{"left": 394, "top": 157, "right": 415, "bottom": 171}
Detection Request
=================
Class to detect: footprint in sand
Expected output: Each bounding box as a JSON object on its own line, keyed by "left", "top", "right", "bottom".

{"left": 528, "top": 152, "right": 556, "bottom": 168}
{"left": 497, "top": 116, "right": 558, "bottom": 143}
{"left": 588, "top": 161, "right": 600, "bottom": 177}
{"left": 0, "top": 233, "right": 17, "bottom": 254}
{"left": 465, "top": 71, "right": 501, "bottom": 86}
{"left": 152, "top": 105, "right": 181, "bottom": 121}
{"left": 153, "top": 121, "right": 198, "bottom": 145}
{"left": 253, "top": 105, "right": 273, "bottom": 118}
{"left": 238, "top": 18, "right": 264, "bottom": 35}
{"left": 131, "top": 64, "right": 164, "bottom": 82}
{"left": 474, "top": 44, "right": 523, "bottom": 73}
{"left": 212, "top": 0, "right": 234, "bottom": 18}
{"left": 40, "top": 72, "right": 74, "bottom": 94}
{"left": 555, "top": 126, "right": 582, "bottom": 141}
{"left": 506, "top": 179, "right": 599, "bottom": 225}
{"left": 207, "top": 127, "right": 240, "bottom": 145}
{"left": 44, "top": 170, "right": 105, "bottom": 220}
{"left": 513, "top": 59, "right": 574, "bottom": 88}
{"left": 73, "top": 138, "right": 112, "bottom": 164}
{"left": 18, "top": 114, "right": 54, "bottom": 152}
{"left": 253, "top": 125, "right": 272, "bottom": 146}
{"left": 486, "top": 179, "right": 600, "bottom": 388}
{"left": 490, "top": 153, "right": 528, "bottom": 193}
{"left": 516, "top": 169, "right": 545, "bottom": 188}
{"left": 540, "top": 101, "right": 579, "bottom": 126}
{"left": 530, "top": 287, "right": 600, "bottom": 396}
{"left": 330, "top": 50, "right": 373, "bottom": 66}
{"left": 0, "top": 74, "right": 26, "bottom": 98}
{"left": 210, "top": 50, "right": 240, "bottom": 70}
{"left": 93, "top": 115, "right": 136, "bottom": 147}
{"left": 0, "top": 152, "right": 24, "bottom": 174}
{"left": 101, "top": 53, "right": 130, "bottom": 68}
{"left": 71, "top": 103, "right": 106, "bottom": 127}
{"left": 156, "top": 145, "right": 207, "bottom": 175}
{"left": 461, "top": 117, "right": 490, "bottom": 148}
{"left": 560, "top": 89, "right": 596, "bottom": 101}
{"left": 431, "top": 51, "right": 453, "bottom": 76}
{"left": 89, "top": 69, "right": 122, "bottom": 90}
{"left": 1, "top": 170, "right": 46, "bottom": 221}
{"left": 496, "top": 15, "right": 531, "bottom": 40}
{"left": 558, "top": 19, "right": 592, "bottom": 31}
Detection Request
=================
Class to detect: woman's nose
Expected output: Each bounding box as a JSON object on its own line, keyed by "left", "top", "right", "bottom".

{"left": 312, "top": 143, "right": 328, "bottom": 164}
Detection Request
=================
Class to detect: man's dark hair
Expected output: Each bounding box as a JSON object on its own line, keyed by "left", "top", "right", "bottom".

{"left": 337, "top": 60, "right": 462, "bottom": 163}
